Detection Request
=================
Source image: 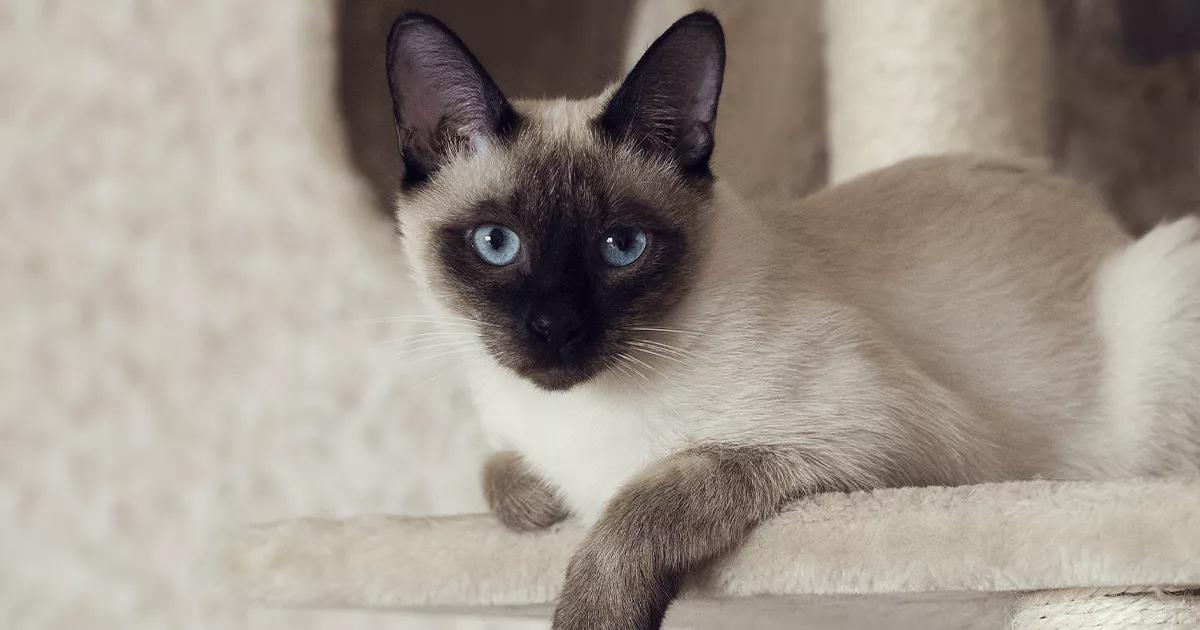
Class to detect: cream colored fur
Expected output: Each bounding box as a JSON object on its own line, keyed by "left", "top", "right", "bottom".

{"left": 1096, "top": 217, "right": 1200, "bottom": 475}
{"left": 400, "top": 94, "right": 1199, "bottom": 521}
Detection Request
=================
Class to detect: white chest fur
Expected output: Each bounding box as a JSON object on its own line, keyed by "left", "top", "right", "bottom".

{"left": 468, "top": 366, "right": 683, "bottom": 520}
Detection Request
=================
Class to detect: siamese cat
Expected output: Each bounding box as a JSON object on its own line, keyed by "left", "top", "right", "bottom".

{"left": 384, "top": 11, "right": 1200, "bottom": 629}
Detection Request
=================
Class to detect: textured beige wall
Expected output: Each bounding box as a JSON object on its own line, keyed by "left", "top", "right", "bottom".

{"left": 0, "top": 2, "right": 530, "bottom": 629}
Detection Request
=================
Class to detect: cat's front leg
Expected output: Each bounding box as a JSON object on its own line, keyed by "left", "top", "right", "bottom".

{"left": 551, "top": 447, "right": 809, "bottom": 630}
{"left": 482, "top": 450, "right": 569, "bottom": 532}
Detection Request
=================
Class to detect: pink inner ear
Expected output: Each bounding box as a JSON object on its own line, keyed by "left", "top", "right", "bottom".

{"left": 396, "top": 28, "right": 481, "bottom": 136}
{"left": 397, "top": 58, "right": 447, "bottom": 137}
{"left": 689, "top": 55, "right": 723, "bottom": 126}
{"left": 387, "top": 15, "right": 509, "bottom": 169}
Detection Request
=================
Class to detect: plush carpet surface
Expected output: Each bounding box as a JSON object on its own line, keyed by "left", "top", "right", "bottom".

{"left": 228, "top": 480, "right": 1200, "bottom": 629}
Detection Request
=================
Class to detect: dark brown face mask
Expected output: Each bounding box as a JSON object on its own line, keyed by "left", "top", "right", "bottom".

{"left": 429, "top": 155, "right": 703, "bottom": 391}
{"left": 385, "top": 11, "right": 724, "bottom": 391}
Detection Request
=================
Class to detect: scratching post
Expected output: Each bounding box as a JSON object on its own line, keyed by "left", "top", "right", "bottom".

{"left": 825, "top": 0, "right": 1052, "bottom": 182}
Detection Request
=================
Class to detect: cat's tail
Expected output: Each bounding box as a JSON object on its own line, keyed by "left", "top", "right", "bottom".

{"left": 1095, "top": 216, "right": 1200, "bottom": 476}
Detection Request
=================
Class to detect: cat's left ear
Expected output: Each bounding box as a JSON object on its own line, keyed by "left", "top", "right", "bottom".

{"left": 386, "top": 13, "right": 518, "bottom": 188}
{"left": 597, "top": 12, "right": 725, "bottom": 177}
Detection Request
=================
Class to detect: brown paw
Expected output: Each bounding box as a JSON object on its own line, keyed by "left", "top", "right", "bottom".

{"left": 552, "top": 541, "right": 674, "bottom": 630}
{"left": 482, "top": 451, "right": 569, "bottom": 532}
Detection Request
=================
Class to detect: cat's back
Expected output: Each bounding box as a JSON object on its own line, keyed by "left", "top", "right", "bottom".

{"left": 772, "top": 156, "right": 1130, "bottom": 470}
{"left": 785, "top": 155, "right": 1128, "bottom": 271}
{"left": 782, "top": 155, "right": 1129, "bottom": 320}
{"left": 786, "top": 155, "right": 1128, "bottom": 312}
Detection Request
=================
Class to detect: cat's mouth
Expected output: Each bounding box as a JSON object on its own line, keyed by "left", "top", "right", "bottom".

{"left": 482, "top": 336, "right": 603, "bottom": 391}
{"left": 474, "top": 319, "right": 609, "bottom": 390}
{"left": 519, "top": 363, "right": 598, "bottom": 391}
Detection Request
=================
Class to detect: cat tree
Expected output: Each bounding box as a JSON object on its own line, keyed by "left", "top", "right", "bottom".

{"left": 227, "top": 1, "right": 1200, "bottom": 627}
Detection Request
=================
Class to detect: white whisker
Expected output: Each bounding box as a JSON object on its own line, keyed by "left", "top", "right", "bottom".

{"left": 361, "top": 315, "right": 500, "bottom": 328}
{"left": 390, "top": 339, "right": 478, "bottom": 359}
{"left": 378, "top": 330, "right": 480, "bottom": 346}
{"left": 612, "top": 355, "right": 649, "bottom": 394}
{"left": 604, "top": 359, "right": 637, "bottom": 397}
{"left": 632, "top": 336, "right": 698, "bottom": 351}
{"left": 396, "top": 346, "right": 473, "bottom": 367}
{"left": 414, "top": 356, "right": 487, "bottom": 388}
{"left": 638, "top": 345, "right": 696, "bottom": 361}
{"left": 622, "top": 352, "right": 668, "bottom": 381}
{"left": 625, "top": 343, "right": 689, "bottom": 367}
{"left": 615, "top": 352, "right": 652, "bottom": 383}
{"left": 627, "top": 326, "right": 700, "bottom": 336}
{"left": 629, "top": 341, "right": 699, "bottom": 363}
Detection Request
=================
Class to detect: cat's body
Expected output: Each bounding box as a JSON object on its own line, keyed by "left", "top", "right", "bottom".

{"left": 463, "top": 147, "right": 1143, "bottom": 521}
{"left": 385, "top": 11, "right": 1199, "bottom": 628}
{"left": 460, "top": 143, "right": 1200, "bottom": 525}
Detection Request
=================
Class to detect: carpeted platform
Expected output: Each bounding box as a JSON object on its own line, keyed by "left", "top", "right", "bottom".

{"left": 227, "top": 480, "right": 1200, "bottom": 628}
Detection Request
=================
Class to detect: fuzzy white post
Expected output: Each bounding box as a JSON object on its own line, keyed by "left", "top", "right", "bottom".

{"left": 825, "top": 0, "right": 1051, "bottom": 183}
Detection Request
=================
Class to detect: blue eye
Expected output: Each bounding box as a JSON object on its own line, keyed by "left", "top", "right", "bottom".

{"left": 601, "top": 227, "right": 648, "bottom": 267}
{"left": 471, "top": 224, "right": 521, "bottom": 266}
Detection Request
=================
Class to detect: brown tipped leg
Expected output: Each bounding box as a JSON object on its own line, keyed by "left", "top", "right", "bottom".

{"left": 551, "top": 447, "right": 811, "bottom": 630}
{"left": 482, "top": 450, "right": 570, "bottom": 532}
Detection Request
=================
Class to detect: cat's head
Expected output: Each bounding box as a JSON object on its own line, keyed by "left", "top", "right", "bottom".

{"left": 386, "top": 12, "right": 724, "bottom": 391}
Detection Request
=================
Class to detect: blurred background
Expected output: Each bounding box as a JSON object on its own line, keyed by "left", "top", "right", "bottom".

{"left": 2, "top": 1, "right": 1198, "bottom": 629}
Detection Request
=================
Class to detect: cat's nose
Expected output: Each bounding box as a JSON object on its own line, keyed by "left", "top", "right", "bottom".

{"left": 527, "top": 304, "right": 584, "bottom": 351}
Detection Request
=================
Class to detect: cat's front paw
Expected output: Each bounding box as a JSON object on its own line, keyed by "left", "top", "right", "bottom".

{"left": 482, "top": 450, "right": 569, "bottom": 532}
{"left": 552, "top": 541, "right": 674, "bottom": 630}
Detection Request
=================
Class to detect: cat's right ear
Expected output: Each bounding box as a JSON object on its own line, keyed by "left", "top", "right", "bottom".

{"left": 385, "top": 13, "right": 518, "bottom": 188}
{"left": 597, "top": 12, "right": 725, "bottom": 178}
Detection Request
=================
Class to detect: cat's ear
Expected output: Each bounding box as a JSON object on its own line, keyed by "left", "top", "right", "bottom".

{"left": 386, "top": 13, "right": 518, "bottom": 188}
{"left": 597, "top": 12, "right": 725, "bottom": 177}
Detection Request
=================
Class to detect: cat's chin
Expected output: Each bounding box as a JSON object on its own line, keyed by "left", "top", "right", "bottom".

{"left": 513, "top": 364, "right": 597, "bottom": 392}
